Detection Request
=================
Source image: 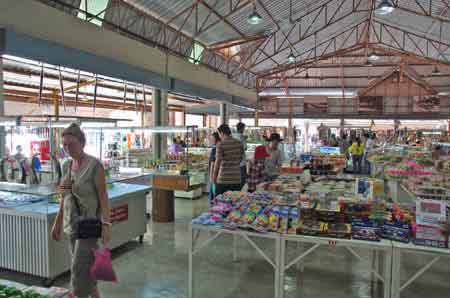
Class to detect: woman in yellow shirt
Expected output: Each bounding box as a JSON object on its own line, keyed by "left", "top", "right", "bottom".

{"left": 349, "top": 138, "right": 365, "bottom": 174}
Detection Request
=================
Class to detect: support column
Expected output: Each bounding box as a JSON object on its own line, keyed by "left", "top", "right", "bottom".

{"left": 255, "top": 111, "right": 259, "bottom": 127}
{"left": 219, "top": 103, "right": 228, "bottom": 125}
{"left": 0, "top": 56, "right": 5, "bottom": 157}
{"left": 160, "top": 90, "right": 168, "bottom": 159}
{"left": 304, "top": 121, "right": 310, "bottom": 153}
{"left": 202, "top": 114, "right": 207, "bottom": 128}
{"left": 152, "top": 88, "right": 162, "bottom": 161}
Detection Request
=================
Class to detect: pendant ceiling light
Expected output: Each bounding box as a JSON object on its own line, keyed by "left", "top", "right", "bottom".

{"left": 287, "top": 50, "right": 296, "bottom": 64}
{"left": 432, "top": 66, "right": 441, "bottom": 76}
{"left": 375, "top": 0, "right": 395, "bottom": 16}
{"left": 247, "top": 2, "right": 263, "bottom": 25}
{"left": 367, "top": 51, "right": 379, "bottom": 61}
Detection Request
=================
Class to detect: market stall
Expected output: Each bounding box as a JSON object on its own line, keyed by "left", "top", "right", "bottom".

{"left": 0, "top": 182, "right": 150, "bottom": 285}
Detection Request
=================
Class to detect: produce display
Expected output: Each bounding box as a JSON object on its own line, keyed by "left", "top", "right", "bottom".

{"left": 0, "top": 281, "right": 68, "bottom": 298}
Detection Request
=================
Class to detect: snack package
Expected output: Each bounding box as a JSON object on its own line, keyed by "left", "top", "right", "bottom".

{"left": 241, "top": 204, "right": 262, "bottom": 225}
{"left": 226, "top": 210, "right": 242, "bottom": 223}
{"left": 269, "top": 206, "right": 281, "bottom": 232}
{"left": 380, "top": 221, "right": 411, "bottom": 243}
{"left": 288, "top": 207, "right": 301, "bottom": 234}
{"left": 252, "top": 206, "right": 271, "bottom": 233}
{"left": 278, "top": 206, "right": 291, "bottom": 234}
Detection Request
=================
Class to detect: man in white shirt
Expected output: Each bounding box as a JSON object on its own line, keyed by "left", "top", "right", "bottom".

{"left": 265, "top": 133, "right": 283, "bottom": 179}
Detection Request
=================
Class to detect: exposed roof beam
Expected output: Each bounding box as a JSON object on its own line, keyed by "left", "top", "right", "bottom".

{"left": 195, "top": 0, "right": 252, "bottom": 37}
{"left": 257, "top": 21, "right": 368, "bottom": 78}
{"left": 250, "top": 0, "right": 368, "bottom": 71}
{"left": 208, "top": 35, "right": 268, "bottom": 51}
{"left": 198, "top": 0, "right": 246, "bottom": 38}
{"left": 392, "top": 0, "right": 450, "bottom": 24}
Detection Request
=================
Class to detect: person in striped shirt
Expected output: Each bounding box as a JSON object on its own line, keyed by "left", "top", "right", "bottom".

{"left": 213, "top": 124, "right": 244, "bottom": 196}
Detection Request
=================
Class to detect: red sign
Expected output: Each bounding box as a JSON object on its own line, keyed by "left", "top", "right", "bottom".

{"left": 111, "top": 204, "right": 129, "bottom": 224}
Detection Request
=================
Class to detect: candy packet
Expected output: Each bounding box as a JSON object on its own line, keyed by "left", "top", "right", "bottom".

{"left": 288, "top": 207, "right": 301, "bottom": 234}
{"left": 278, "top": 206, "right": 291, "bottom": 234}
{"left": 269, "top": 206, "right": 281, "bottom": 231}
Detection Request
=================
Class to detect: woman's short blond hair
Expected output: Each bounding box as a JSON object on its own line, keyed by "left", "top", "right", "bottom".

{"left": 62, "top": 123, "right": 86, "bottom": 146}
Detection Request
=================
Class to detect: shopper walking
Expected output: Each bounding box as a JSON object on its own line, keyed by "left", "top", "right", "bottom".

{"left": 349, "top": 138, "right": 365, "bottom": 174}
{"left": 265, "top": 133, "right": 284, "bottom": 180}
{"left": 51, "top": 123, "right": 111, "bottom": 298}
{"left": 208, "top": 132, "right": 220, "bottom": 205}
{"left": 234, "top": 122, "right": 247, "bottom": 188}
{"left": 213, "top": 124, "right": 244, "bottom": 196}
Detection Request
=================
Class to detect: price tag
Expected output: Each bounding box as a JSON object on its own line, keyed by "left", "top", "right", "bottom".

{"left": 328, "top": 240, "right": 337, "bottom": 246}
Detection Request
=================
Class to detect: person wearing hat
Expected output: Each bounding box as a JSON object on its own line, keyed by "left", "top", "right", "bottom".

{"left": 247, "top": 145, "right": 269, "bottom": 192}
{"left": 264, "top": 133, "right": 284, "bottom": 179}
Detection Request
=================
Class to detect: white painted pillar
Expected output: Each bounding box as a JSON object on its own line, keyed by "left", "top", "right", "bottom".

{"left": 0, "top": 55, "right": 5, "bottom": 157}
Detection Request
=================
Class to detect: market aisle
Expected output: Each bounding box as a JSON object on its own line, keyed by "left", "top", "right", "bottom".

{"left": 2, "top": 197, "right": 450, "bottom": 298}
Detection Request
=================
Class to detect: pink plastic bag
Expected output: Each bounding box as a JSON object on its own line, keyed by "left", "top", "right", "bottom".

{"left": 90, "top": 248, "right": 118, "bottom": 283}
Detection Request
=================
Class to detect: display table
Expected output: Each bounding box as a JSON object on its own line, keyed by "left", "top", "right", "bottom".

{"left": 391, "top": 242, "right": 450, "bottom": 298}
{"left": 152, "top": 171, "right": 205, "bottom": 222}
{"left": 0, "top": 182, "right": 150, "bottom": 285}
{"left": 280, "top": 234, "right": 392, "bottom": 298}
{"left": 188, "top": 224, "right": 281, "bottom": 298}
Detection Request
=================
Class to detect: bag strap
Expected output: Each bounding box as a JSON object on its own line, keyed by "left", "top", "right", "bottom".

{"left": 69, "top": 158, "right": 101, "bottom": 217}
{"left": 68, "top": 160, "right": 83, "bottom": 217}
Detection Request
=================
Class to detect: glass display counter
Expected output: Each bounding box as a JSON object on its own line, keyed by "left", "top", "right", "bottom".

{"left": 0, "top": 182, "right": 150, "bottom": 285}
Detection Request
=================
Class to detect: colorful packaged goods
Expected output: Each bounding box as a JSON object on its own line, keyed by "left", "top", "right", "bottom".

{"left": 413, "top": 224, "right": 447, "bottom": 248}
{"left": 351, "top": 218, "right": 380, "bottom": 242}
{"left": 288, "top": 207, "right": 301, "bottom": 234}
{"left": 324, "top": 223, "right": 352, "bottom": 239}
{"left": 379, "top": 222, "right": 411, "bottom": 243}
{"left": 278, "top": 206, "right": 291, "bottom": 234}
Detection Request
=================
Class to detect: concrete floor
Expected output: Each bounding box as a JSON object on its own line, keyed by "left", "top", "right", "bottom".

{"left": 1, "top": 197, "right": 450, "bottom": 298}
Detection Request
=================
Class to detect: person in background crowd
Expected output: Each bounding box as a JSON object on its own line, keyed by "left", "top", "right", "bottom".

{"left": 264, "top": 133, "right": 284, "bottom": 179}
{"left": 51, "top": 123, "right": 111, "bottom": 298}
{"left": 247, "top": 145, "right": 269, "bottom": 192}
{"left": 363, "top": 133, "right": 374, "bottom": 174}
{"left": 349, "top": 138, "right": 365, "bottom": 174}
{"left": 170, "top": 138, "right": 182, "bottom": 154}
{"left": 234, "top": 122, "right": 247, "bottom": 188}
{"left": 213, "top": 124, "right": 244, "bottom": 196}
{"left": 208, "top": 132, "right": 220, "bottom": 205}
{"left": 329, "top": 134, "right": 338, "bottom": 147}
{"left": 340, "top": 134, "right": 350, "bottom": 158}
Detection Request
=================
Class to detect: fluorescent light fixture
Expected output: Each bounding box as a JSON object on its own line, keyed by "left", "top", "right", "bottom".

{"left": 287, "top": 51, "right": 296, "bottom": 64}
{"left": 148, "top": 126, "right": 191, "bottom": 133}
{"left": 0, "top": 121, "right": 16, "bottom": 127}
{"left": 367, "top": 52, "right": 379, "bottom": 61}
{"left": 432, "top": 66, "right": 441, "bottom": 76}
{"left": 247, "top": 5, "right": 263, "bottom": 25}
{"left": 276, "top": 96, "right": 305, "bottom": 99}
{"left": 375, "top": 0, "right": 395, "bottom": 16}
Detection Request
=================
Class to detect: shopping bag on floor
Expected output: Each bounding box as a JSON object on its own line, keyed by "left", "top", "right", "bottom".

{"left": 90, "top": 248, "right": 118, "bottom": 283}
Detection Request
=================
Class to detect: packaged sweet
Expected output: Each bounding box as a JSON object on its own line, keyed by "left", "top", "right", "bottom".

{"left": 352, "top": 218, "right": 380, "bottom": 241}
{"left": 269, "top": 206, "right": 281, "bottom": 231}
{"left": 288, "top": 207, "right": 301, "bottom": 234}
{"left": 226, "top": 210, "right": 242, "bottom": 223}
{"left": 278, "top": 206, "right": 291, "bottom": 234}
{"left": 325, "top": 223, "right": 352, "bottom": 239}
{"left": 414, "top": 224, "right": 447, "bottom": 248}
{"left": 241, "top": 204, "right": 262, "bottom": 225}
{"left": 380, "top": 221, "right": 411, "bottom": 243}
